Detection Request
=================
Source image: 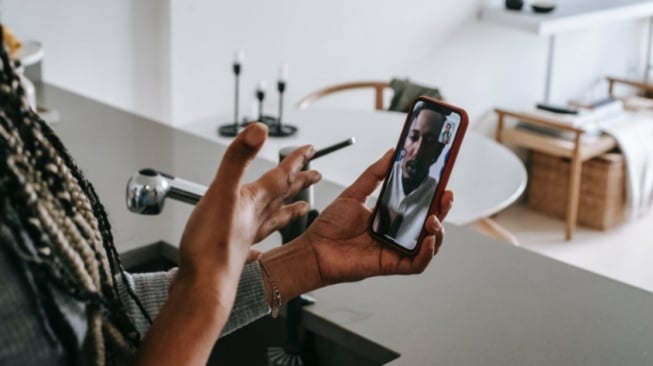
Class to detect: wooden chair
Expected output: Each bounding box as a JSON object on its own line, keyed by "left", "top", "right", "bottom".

{"left": 296, "top": 81, "right": 391, "bottom": 110}
{"left": 607, "top": 76, "right": 653, "bottom": 98}
{"left": 299, "top": 80, "right": 520, "bottom": 246}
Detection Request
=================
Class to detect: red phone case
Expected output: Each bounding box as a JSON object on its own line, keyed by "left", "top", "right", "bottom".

{"left": 369, "top": 96, "right": 469, "bottom": 256}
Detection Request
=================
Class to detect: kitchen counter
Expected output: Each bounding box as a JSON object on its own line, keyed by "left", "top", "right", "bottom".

{"left": 40, "top": 83, "right": 653, "bottom": 365}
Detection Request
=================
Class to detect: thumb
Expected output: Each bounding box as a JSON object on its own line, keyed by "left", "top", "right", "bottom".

{"left": 341, "top": 149, "right": 394, "bottom": 202}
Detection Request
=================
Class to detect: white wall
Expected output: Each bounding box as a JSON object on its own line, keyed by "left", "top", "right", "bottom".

{"left": 2, "top": 0, "right": 172, "bottom": 123}
{"left": 3, "top": 0, "right": 648, "bottom": 132}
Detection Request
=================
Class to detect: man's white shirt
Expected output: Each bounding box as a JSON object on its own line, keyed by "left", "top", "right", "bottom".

{"left": 381, "top": 161, "right": 437, "bottom": 250}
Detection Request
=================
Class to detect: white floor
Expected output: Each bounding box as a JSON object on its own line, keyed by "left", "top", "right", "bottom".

{"left": 491, "top": 202, "right": 653, "bottom": 293}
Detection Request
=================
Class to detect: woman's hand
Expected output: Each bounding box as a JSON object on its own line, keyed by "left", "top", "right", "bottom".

{"left": 137, "top": 123, "right": 321, "bottom": 366}
{"left": 177, "top": 123, "right": 321, "bottom": 282}
{"left": 304, "top": 149, "right": 453, "bottom": 285}
{"left": 259, "top": 150, "right": 453, "bottom": 302}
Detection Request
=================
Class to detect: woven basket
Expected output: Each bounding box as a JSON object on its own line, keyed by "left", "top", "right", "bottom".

{"left": 528, "top": 151, "right": 625, "bottom": 230}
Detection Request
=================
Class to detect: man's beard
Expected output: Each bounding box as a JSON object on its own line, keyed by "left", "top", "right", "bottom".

{"left": 405, "top": 159, "right": 428, "bottom": 178}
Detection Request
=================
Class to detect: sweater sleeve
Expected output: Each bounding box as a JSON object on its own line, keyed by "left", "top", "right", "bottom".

{"left": 116, "top": 261, "right": 271, "bottom": 338}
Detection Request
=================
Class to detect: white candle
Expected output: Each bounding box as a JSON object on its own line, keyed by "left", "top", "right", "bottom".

{"left": 279, "top": 63, "right": 289, "bottom": 82}
{"left": 234, "top": 49, "right": 244, "bottom": 64}
{"left": 257, "top": 80, "right": 267, "bottom": 92}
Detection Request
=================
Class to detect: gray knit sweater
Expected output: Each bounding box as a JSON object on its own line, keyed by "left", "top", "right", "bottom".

{"left": 0, "top": 242, "right": 270, "bottom": 365}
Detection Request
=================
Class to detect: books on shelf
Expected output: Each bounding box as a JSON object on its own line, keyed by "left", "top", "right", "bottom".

{"left": 623, "top": 96, "right": 653, "bottom": 111}
{"left": 515, "top": 122, "right": 601, "bottom": 141}
{"left": 517, "top": 99, "right": 627, "bottom": 141}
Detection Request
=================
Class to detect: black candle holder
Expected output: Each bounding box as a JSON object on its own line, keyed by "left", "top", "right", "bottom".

{"left": 505, "top": 0, "right": 524, "bottom": 10}
{"left": 267, "top": 80, "right": 297, "bottom": 137}
{"left": 254, "top": 87, "right": 279, "bottom": 126}
{"left": 252, "top": 83, "right": 296, "bottom": 137}
{"left": 218, "top": 65, "right": 297, "bottom": 138}
{"left": 217, "top": 63, "right": 243, "bottom": 137}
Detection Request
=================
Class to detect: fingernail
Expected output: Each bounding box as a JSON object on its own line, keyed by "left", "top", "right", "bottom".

{"left": 245, "top": 124, "right": 267, "bottom": 146}
{"left": 301, "top": 201, "right": 311, "bottom": 213}
{"left": 434, "top": 218, "right": 442, "bottom": 231}
{"left": 304, "top": 145, "right": 316, "bottom": 162}
{"left": 313, "top": 171, "right": 322, "bottom": 181}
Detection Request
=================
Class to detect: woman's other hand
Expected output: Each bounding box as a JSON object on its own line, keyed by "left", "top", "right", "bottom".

{"left": 177, "top": 122, "right": 321, "bottom": 284}
{"left": 304, "top": 149, "right": 453, "bottom": 284}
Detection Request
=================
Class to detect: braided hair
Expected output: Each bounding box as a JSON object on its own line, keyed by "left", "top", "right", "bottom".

{"left": 0, "top": 27, "right": 151, "bottom": 365}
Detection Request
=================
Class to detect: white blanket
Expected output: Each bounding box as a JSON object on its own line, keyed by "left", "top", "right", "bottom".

{"left": 601, "top": 112, "right": 653, "bottom": 220}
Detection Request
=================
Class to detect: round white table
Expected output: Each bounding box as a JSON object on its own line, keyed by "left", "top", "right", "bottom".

{"left": 183, "top": 109, "right": 527, "bottom": 225}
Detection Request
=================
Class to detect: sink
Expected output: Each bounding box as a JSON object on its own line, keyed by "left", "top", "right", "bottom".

{"left": 207, "top": 314, "right": 398, "bottom": 366}
{"left": 122, "top": 242, "right": 399, "bottom": 366}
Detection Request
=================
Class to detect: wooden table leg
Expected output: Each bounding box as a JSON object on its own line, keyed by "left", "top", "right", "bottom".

{"left": 495, "top": 111, "right": 505, "bottom": 142}
{"left": 565, "top": 133, "right": 583, "bottom": 240}
{"left": 474, "top": 217, "right": 520, "bottom": 246}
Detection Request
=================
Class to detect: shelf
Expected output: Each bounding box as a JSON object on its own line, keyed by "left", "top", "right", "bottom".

{"left": 500, "top": 126, "right": 617, "bottom": 160}
{"left": 13, "top": 41, "right": 44, "bottom": 66}
{"left": 480, "top": 0, "right": 653, "bottom": 36}
{"left": 494, "top": 107, "right": 621, "bottom": 240}
{"left": 495, "top": 107, "right": 618, "bottom": 160}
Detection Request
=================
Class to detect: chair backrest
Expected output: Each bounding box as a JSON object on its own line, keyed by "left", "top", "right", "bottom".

{"left": 297, "top": 79, "right": 443, "bottom": 112}
{"left": 607, "top": 76, "right": 653, "bottom": 98}
{"left": 387, "top": 79, "right": 443, "bottom": 112}
{"left": 296, "top": 81, "right": 390, "bottom": 110}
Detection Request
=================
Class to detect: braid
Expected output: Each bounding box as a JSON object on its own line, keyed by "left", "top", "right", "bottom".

{"left": 0, "top": 26, "right": 152, "bottom": 364}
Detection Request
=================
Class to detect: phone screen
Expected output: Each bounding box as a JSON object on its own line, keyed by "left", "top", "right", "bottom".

{"left": 371, "top": 98, "right": 466, "bottom": 252}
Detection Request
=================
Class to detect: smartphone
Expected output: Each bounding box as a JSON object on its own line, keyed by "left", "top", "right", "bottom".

{"left": 370, "top": 96, "right": 468, "bottom": 255}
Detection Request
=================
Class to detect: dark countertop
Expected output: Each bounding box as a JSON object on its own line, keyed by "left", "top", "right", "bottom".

{"left": 40, "top": 83, "right": 653, "bottom": 365}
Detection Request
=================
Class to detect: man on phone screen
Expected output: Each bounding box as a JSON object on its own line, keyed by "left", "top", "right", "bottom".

{"left": 439, "top": 122, "right": 452, "bottom": 144}
{"left": 374, "top": 102, "right": 450, "bottom": 250}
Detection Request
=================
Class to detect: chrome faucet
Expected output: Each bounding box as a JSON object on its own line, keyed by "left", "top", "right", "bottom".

{"left": 126, "top": 137, "right": 355, "bottom": 216}
{"left": 126, "top": 168, "right": 206, "bottom": 215}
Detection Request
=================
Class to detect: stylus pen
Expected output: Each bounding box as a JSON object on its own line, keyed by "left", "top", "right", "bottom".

{"left": 311, "top": 137, "right": 356, "bottom": 161}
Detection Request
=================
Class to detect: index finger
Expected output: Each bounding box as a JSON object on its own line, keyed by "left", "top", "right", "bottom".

{"left": 210, "top": 123, "right": 267, "bottom": 196}
{"left": 278, "top": 144, "right": 315, "bottom": 174}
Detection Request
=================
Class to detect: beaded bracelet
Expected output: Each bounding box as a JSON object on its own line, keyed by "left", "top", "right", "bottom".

{"left": 259, "top": 260, "right": 282, "bottom": 318}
